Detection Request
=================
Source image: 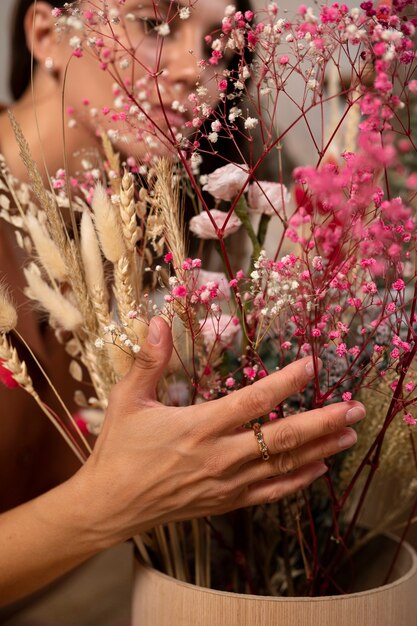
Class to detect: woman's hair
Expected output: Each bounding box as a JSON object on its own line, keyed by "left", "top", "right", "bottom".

{"left": 10, "top": 0, "right": 253, "bottom": 100}
{"left": 10, "top": 0, "right": 66, "bottom": 99}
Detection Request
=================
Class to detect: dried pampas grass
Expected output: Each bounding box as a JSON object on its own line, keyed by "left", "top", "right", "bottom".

{"left": 340, "top": 372, "right": 417, "bottom": 532}
{"left": 0, "top": 284, "right": 17, "bottom": 333}
{"left": 24, "top": 263, "right": 83, "bottom": 331}
{"left": 26, "top": 213, "right": 67, "bottom": 281}
{"left": 92, "top": 184, "right": 126, "bottom": 262}
{"left": 80, "top": 211, "right": 107, "bottom": 297}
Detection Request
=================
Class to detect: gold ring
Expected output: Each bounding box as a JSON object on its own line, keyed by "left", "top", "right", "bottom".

{"left": 253, "top": 423, "right": 270, "bottom": 461}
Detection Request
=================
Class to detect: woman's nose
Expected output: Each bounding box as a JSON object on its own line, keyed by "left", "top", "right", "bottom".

{"left": 163, "top": 25, "right": 203, "bottom": 88}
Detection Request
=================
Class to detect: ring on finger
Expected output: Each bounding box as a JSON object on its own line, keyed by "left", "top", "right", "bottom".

{"left": 253, "top": 423, "right": 270, "bottom": 461}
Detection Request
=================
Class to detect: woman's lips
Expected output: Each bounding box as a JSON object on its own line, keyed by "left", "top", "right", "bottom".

{"left": 150, "top": 107, "right": 188, "bottom": 129}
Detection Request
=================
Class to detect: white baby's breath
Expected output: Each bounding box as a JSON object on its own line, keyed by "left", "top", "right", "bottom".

{"left": 156, "top": 22, "right": 170, "bottom": 37}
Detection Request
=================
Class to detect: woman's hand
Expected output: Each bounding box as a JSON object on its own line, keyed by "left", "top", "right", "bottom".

{"left": 78, "top": 317, "right": 365, "bottom": 545}
{"left": 0, "top": 316, "right": 365, "bottom": 604}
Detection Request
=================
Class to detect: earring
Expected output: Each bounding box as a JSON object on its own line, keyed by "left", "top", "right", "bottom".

{"left": 45, "top": 57, "right": 54, "bottom": 72}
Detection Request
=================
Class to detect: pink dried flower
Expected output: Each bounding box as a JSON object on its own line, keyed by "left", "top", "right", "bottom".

{"left": 196, "top": 270, "right": 230, "bottom": 297}
{"left": 336, "top": 343, "right": 347, "bottom": 357}
{"left": 403, "top": 413, "right": 417, "bottom": 426}
{"left": 392, "top": 279, "right": 405, "bottom": 291}
{"left": 189, "top": 210, "right": 242, "bottom": 240}
{"left": 202, "top": 163, "right": 248, "bottom": 201}
{"left": 408, "top": 80, "right": 417, "bottom": 94}
{"left": 248, "top": 182, "right": 290, "bottom": 216}
{"left": 243, "top": 367, "right": 257, "bottom": 380}
{"left": 199, "top": 314, "right": 241, "bottom": 347}
{"left": 172, "top": 285, "right": 187, "bottom": 298}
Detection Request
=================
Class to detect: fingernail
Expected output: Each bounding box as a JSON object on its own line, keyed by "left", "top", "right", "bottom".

{"left": 305, "top": 358, "right": 322, "bottom": 377}
{"left": 148, "top": 318, "right": 161, "bottom": 345}
{"left": 339, "top": 430, "right": 357, "bottom": 448}
{"left": 345, "top": 405, "right": 366, "bottom": 425}
{"left": 313, "top": 463, "right": 328, "bottom": 479}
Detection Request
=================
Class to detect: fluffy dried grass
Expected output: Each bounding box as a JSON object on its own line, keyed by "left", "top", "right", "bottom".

{"left": 0, "top": 284, "right": 17, "bottom": 333}
{"left": 340, "top": 371, "right": 417, "bottom": 533}
{"left": 92, "top": 184, "right": 126, "bottom": 263}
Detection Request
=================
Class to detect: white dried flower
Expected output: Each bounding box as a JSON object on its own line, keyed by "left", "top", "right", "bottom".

{"left": 156, "top": 22, "right": 170, "bottom": 36}
{"left": 95, "top": 338, "right": 105, "bottom": 349}
{"left": 228, "top": 107, "right": 242, "bottom": 123}
{"left": 179, "top": 7, "right": 190, "bottom": 19}
{"left": 69, "top": 36, "right": 81, "bottom": 49}
{"left": 244, "top": 117, "right": 258, "bottom": 130}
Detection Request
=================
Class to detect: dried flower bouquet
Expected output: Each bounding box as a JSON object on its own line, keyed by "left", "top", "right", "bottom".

{"left": 1, "top": 0, "right": 417, "bottom": 597}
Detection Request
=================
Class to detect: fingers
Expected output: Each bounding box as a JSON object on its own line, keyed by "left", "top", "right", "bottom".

{"left": 263, "top": 401, "right": 365, "bottom": 456}
{"left": 121, "top": 317, "right": 173, "bottom": 402}
{"left": 241, "top": 462, "right": 328, "bottom": 508}
{"left": 238, "top": 427, "right": 357, "bottom": 485}
{"left": 205, "top": 357, "right": 321, "bottom": 431}
{"left": 228, "top": 401, "right": 365, "bottom": 463}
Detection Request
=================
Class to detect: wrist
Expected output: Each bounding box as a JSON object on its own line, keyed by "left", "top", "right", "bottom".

{"left": 67, "top": 459, "right": 139, "bottom": 549}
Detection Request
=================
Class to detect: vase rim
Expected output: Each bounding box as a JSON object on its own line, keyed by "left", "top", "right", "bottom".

{"left": 134, "top": 534, "right": 417, "bottom": 602}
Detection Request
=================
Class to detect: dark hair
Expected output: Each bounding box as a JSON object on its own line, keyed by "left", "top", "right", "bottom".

{"left": 10, "top": 0, "right": 66, "bottom": 99}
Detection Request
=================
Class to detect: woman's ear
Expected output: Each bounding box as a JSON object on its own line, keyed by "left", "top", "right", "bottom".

{"left": 23, "top": 2, "right": 64, "bottom": 73}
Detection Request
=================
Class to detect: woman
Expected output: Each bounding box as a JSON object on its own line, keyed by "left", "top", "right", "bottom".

{"left": 0, "top": 0, "right": 365, "bottom": 607}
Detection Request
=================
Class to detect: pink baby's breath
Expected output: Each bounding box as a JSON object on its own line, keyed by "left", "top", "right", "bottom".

{"left": 392, "top": 279, "right": 406, "bottom": 291}
{"left": 403, "top": 413, "right": 417, "bottom": 426}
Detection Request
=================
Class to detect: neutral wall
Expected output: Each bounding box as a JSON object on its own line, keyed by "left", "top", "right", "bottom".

{"left": 0, "top": 0, "right": 16, "bottom": 104}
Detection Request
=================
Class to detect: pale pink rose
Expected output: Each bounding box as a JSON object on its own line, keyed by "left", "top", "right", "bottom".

{"left": 248, "top": 181, "right": 290, "bottom": 216}
{"left": 199, "top": 314, "right": 240, "bottom": 347}
{"left": 189, "top": 209, "right": 241, "bottom": 239}
{"left": 202, "top": 163, "right": 248, "bottom": 201}
{"left": 196, "top": 269, "right": 230, "bottom": 299}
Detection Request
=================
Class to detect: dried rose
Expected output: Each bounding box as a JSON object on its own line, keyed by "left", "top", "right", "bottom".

{"left": 199, "top": 314, "right": 240, "bottom": 347}
{"left": 202, "top": 163, "right": 248, "bottom": 201}
{"left": 189, "top": 209, "right": 241, "bottom": 239}
{"left": 248, "top": 181, "right": 290, "bottom": 216}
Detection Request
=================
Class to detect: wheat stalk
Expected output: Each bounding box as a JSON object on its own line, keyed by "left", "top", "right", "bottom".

{"left": 114, "top": 255, "right": 137, "bottom": 322}
{"left": 101, "top": 132, "right": 121, "bottom": 193}
{"left": 8, "top": 112, "right": 69, "bottom": 257}
{"left": 119, "top": 170, "right": 139, "bottom": 252}
{"left": 151, "top": 159, "right": 186, "bottom": 267}
{"left": 0, "top": 333, "right": 86, "bottom": 462}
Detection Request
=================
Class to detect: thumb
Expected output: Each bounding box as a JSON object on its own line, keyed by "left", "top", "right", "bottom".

{"left": 122, "top": 317, "right": 173, "bottom": 402}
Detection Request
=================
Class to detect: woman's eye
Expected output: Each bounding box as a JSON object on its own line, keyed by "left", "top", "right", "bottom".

{"left": 141, "top": 16, "right": 164, "bottom": 33}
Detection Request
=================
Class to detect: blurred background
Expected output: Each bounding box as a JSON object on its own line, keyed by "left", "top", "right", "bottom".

{"left": 0, "top": 0, "right": 15, "bottom": 104}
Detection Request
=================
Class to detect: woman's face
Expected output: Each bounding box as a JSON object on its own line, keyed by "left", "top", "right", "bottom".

{"left": 58, "top": 0, "right": 232, "bottom": 164}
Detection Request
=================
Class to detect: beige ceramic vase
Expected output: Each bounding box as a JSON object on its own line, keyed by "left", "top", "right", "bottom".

{"left": 132, "top": 534, "right": 417, "bottom": 626}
